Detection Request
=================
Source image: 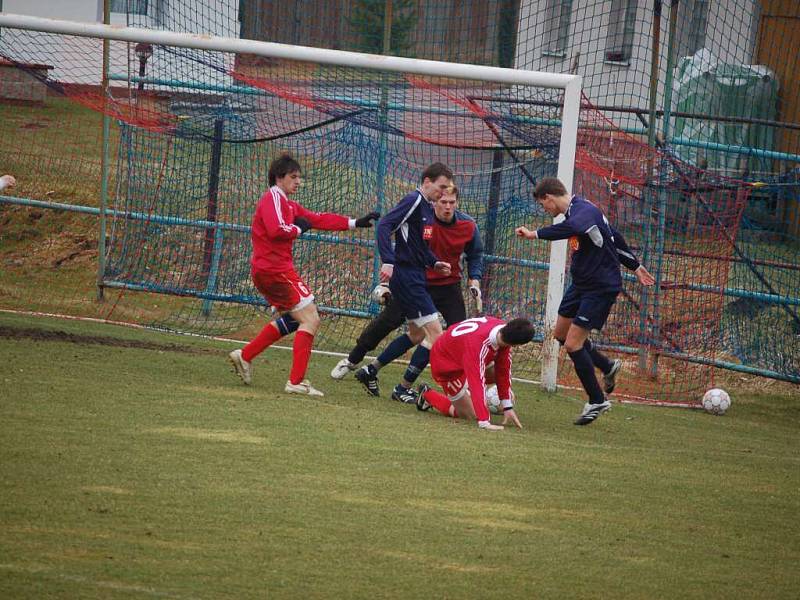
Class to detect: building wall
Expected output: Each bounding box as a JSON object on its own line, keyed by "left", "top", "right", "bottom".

{"left": 515, "top": 0, "right": 760, "bottom": 134}
{"left": 1, "top": 0, "right": 238, "bottom": 87}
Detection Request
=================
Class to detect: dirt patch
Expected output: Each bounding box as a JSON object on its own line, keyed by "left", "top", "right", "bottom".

{"left": 0, "top": 325, "right": 220, "bottom": 355}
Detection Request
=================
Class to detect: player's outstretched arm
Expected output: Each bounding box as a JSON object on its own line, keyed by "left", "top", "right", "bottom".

{"left": 514, "top": 226, "right": 537, "bottom": 240}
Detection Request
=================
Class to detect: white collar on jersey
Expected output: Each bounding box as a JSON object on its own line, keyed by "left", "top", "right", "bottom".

{"left": 489, "top": 324, "right": 504, "bottom": 350}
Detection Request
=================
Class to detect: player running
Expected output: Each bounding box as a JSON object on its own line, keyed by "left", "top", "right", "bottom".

{"left": 227, "top": 152, "right": 379, "bottom": 396}
{"left": 331, "top": 184, "right": 483, "bottom": 403}
{"left": 416, "top": 316, "right": 535, "bottom": 431}
{"left": 515, "top": 177, "right": 654, "bottom": 425}
{"left": 353, "top": 163, "right": 454, "bottom": 398}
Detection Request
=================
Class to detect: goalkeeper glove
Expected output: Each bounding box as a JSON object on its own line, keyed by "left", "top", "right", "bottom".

{"left": 469, "top": 284, "right": 482, "bottom": 314}
{"left": 294, "top": 217, "right": 312, "bottom": 233}
{"left": 355, "top": 211, "right": 380, "bottom": 228}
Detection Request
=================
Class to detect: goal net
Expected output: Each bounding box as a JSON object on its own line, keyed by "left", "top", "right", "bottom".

{"left": 0, "top": 11, "right": 752, "bottom": 406}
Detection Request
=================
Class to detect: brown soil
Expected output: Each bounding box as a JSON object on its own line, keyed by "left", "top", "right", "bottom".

{"left": 0, "top": 325, "right": 219, "bottom": 355}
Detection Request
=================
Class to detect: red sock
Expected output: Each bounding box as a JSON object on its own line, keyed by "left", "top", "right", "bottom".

{"left": 289, "top": 330, "right": 314, "bottom": 385}
{"left": 424, "top": 388, "right": 456, "bottom": 417}
{"left": 242, "top": 322, "right": 281, "bottom": 362}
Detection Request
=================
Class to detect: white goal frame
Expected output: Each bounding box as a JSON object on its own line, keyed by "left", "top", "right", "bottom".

{"left": 0, "top": 12, "right": 578, "bottom": 391}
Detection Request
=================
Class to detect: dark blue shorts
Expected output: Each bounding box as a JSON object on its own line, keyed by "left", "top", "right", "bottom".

{"left": 390, "top": 266, "right": 438, "bottom": 324}
{"left": 558, "top": 285, "right": 618, "bottom": 331}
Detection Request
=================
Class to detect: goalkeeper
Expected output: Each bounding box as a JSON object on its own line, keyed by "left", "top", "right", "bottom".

{"left": 227, "top": 152, "right": 379, "bottom": 396}
{"left": 331, "top": 184, "right": 483, "bottom": 404}
{"left": 515, "top": 177, "right": 654, "bottom": 425}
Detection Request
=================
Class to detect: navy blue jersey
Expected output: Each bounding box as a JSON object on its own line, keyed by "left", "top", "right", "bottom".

{"left": 377, "top": 189, "right": 440, "bottom": 271}
{"left": 536, "top": 196, "right": 640, "bottom": 292}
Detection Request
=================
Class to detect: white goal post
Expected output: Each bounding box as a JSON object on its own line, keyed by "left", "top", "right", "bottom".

{"left": 0, "top": 12, "right": 579, "bottom": 391}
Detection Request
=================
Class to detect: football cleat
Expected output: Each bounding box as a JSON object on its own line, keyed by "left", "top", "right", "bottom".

{"left": 228, "top": 349, "right": 252, "bottom": 385}
{"left": 391, "top": 384, "right": 417, "bottom": 405}
{"left": 355, "top": 365, "right": 380, "bottom": 397}
{"left": 415, "top": 383, "right": 432, "bottom": 411}
{"left": 284, "top": 379, "right": 324, "bottom": 396}
{"left": 603, "top": 359, "right": 622, "bottom": 394}
{"left": 574, "top": 399, "right": 612, "bottom": 426}
{"left": 330, "top": 357, "right": 358, "bottom": 380}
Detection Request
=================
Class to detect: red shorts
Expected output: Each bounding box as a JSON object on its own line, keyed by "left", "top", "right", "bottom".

{"left": 252, "top": 269, "right": 314, "bottom": 312}
{"left": 434, "top": 375, "right": 468, "bottom": 402}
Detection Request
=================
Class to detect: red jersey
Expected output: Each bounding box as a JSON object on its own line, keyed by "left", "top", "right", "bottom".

{"left": 250, "top": 185, "right": 352, "bottom": 274}
{"left": 430, "top": 316, "right": 513, "bottom": 409}
{"left": 425, "top": 211, "right": 483, "bottom": 286}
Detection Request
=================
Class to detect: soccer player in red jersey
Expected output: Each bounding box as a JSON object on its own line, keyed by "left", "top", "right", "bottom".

{"left": 228, "top": 152, "right": 379, "bottom": 396}
{"left": 416, "top": 316, "right": 535, "bottom": 431}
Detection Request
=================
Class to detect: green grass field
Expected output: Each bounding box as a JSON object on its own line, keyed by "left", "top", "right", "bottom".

{"left": 1, "top": 312, "right": 798, "bottom": 599}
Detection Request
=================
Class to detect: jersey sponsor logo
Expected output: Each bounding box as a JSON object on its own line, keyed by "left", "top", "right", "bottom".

{"left": 423, "top": 225, "right": 433, "bottom": 240}
{"left": 569, "top": 235, "right": 580, "bottom": 251}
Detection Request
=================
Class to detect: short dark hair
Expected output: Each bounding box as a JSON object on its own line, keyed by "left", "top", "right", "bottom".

{"left": 269, "top": 152, "right": 302, "bottom": 186}
{"left": 533, "top": 177, "right": 568, "bottom": 199}
{"left": 500, "top": 318, "right": 535, "bottom": 346}
{"left": 421, "top": 162, "right": 453, "bottom": 183}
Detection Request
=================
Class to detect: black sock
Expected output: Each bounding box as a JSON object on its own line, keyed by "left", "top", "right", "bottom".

{"left": 348, "top": 343, "right": 369, "bottom": 365}
{"left": 402, "top": 346, "right": 430, "bottom": 384}
{"left": 584, "top": 339, "right": 613, "bottom": 374}
{"left": 568, "top": 348, "right": 605, "bottom": 404}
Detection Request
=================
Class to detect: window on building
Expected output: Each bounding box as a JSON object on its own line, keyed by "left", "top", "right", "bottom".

{"left": 544, "top": 0, "right": 573, "bottom": 56}
{"left": 605, "top": 0, "right": 637, "bottom": 63}
{"left": 110, "top": 0, "right": 148, "bottom": 16}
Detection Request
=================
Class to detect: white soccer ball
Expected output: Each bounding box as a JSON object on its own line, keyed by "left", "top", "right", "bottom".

{"left": 370, "top": 282, "right": 391, "bottom": 305}
{"left": 701, "top": 388, "right": 731, "bottom": 415}
{"left": 485, "top": 384, "right": 501, "bottom": 415}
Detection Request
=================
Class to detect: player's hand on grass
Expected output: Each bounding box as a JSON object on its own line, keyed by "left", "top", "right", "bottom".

{"left": 501, "top": 407, "right": 522, "bottom": 429}
{"left": 355, "top": 211, "right": 380, "bottom": 228}
{"left": 515, "top": 226, "right": 537, "bottom": 239}
{"left": 635, "top": 265, "right": 655, "bottom": 286}
{"left": 433, "top": 261, "right": 451, "bottom": 276}
{"left": 379, "top": 263, "right": 394, "bottom": 282}
{"left": 0, "top": 174, "right": 16, "bottom": 191}
{"left": 294, "top": 217, "right": 312, "bottom": 233}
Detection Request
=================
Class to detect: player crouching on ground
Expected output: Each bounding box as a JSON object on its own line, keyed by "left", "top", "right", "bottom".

{"left": 227, "top": 152, "right": 379, "bottom": 396}
{"left": 416, "top": 316, "right": 535, "bottom": 431}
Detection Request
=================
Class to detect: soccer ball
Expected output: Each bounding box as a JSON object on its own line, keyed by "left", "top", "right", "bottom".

{"left": 701, "top": 388, "right": 731, "bottom": 415}
{"left": 370, "top": 282, "right": 391, "bottom": 305}
{"left": 485, "top": 385, "right": 502, "bottom": 414}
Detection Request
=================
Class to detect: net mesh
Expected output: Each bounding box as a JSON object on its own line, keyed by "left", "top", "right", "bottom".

{"left": 0, "top": 0, "right": 797, "bottom": 404}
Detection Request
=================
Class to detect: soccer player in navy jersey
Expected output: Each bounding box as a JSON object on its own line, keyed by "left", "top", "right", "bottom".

{"left": 515, "top": 177, "right": 655, "bottom": 425}
{"left": 353, "top": 163, "right": 454, "bottom": 397}
{"left": 332, "top": 185, "right": 483, "bottom": 403}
